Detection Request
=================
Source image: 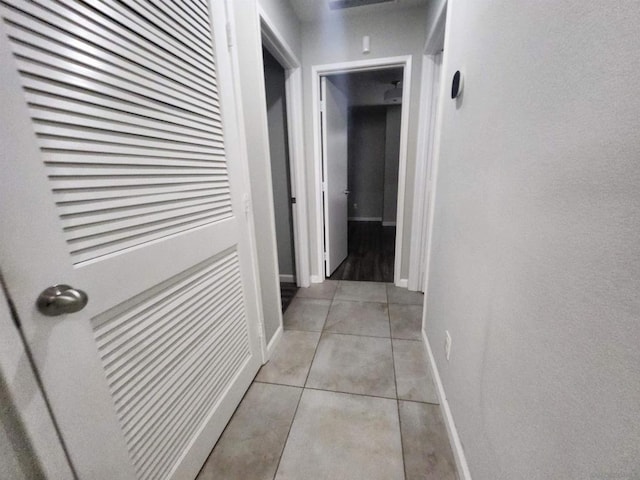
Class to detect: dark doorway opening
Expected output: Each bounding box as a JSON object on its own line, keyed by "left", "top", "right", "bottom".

{"left": 262, "top": 47, "right": 297, "bottom": 310}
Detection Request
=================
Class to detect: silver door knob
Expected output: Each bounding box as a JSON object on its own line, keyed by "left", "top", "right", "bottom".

{"left": 37, "top": 285, "right": 88, "bottom": 316}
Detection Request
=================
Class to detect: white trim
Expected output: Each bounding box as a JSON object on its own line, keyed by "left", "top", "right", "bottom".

{"left": 422, "top": 329, "right": 472, "bottom": 480}
{"left": 310, "top": 274, "right": 324, "bottom": 284}
{"left": 259, "top": 7, "right": 310, "bottom": 289}
{"left": 397, "top": 278, "right": 408, "bottom": 288}
{"left": 382, "top": 221, "right": 397, "bottom": 227}
{"left": 408, "top": 53, "right": 443, "bottom": 292}
{"left": 265, "top": 325, "right": 283, "bottom": 361}
{"left": 419, "top": 52, "right": 443, "bottom": 292}
{"left": 348, "top": 216, "right": 382, "bottom": 222}
{"left": 224, "top": 2, "right": 269, "bottom": 362}
{"left": 408, "top": 56, "right": 434, "bottom": 291}
{"left": 311, "top": 55, "right": 412, "bottom": 287}
{"left": 409, "top": 1, "right": 447, "bottom": 293}
{"left": 422, "top": 0, "right": 453, "bottom": 308}
{"left": 279, "top": 273, "right": 295, "bottom": 283}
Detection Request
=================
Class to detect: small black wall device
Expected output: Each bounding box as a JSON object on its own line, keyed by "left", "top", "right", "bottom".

{"left": 451, "top": 70, "right": 462, "bottom": 99}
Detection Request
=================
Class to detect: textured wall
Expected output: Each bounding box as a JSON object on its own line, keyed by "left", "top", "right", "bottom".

{"left": 425, "top": 1, "right": 640, "bottom": 479}
{"left": 347, "top": 106, "right": 386, "bottom": 220}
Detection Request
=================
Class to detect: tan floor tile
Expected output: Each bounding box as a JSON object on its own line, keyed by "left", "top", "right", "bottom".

{"left": 284, "top": 298, "right": 331, "bottom": 332}
{"left": 275, "top": 389, "right": 404, "bottom": 480}
{"left": 399, "top": 400, "right": 457, "bottom": 480}
{"left": 393, "top": 339, "right": 438, "bottom": 403}
{"left": 256, "top": 331, "right": 320, "bottom": 387}
{"left": 324, "top": 300, "right": 390, "bottom": 337}
{"left": 197, "top": 383, "right": 301, "bottom": 480}
{"left": 335, "top": 281, "right": 388, "bottom": 303}
{"left": 306, "top": 333, "right": 396, "bottom": 398}
{"left": 389, "top": 304, "right": 423, "bottom": 340}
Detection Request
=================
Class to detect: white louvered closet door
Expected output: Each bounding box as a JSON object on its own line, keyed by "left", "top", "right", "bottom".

{"left": 0, "top": 1, "right": 262, "bottom": 479}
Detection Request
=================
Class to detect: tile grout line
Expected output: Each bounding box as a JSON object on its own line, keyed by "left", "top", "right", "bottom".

{"left": 270, "top": 289, "right": 335, "bottom": 480}
{"left": 252, "top": 381, "right": 441, "bottom": 406}
{"left": 269, "top": 385, "right": 303, "bottom": 480}
{"left": 388, "top": 285, "right": 408, "bottom": 480}
{"left": 285, "top": 325, "right": 425, "bottom": 342}
{"left": 301, "top": 385, "right": 396, "bottom": 401}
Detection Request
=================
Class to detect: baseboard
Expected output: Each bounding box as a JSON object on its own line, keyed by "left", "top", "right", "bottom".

{"left": 348, "top": 216, "right": 382, "bottom": 222}
{"left": 382, "top": 221, "right": 397, "bottom": 227}
{"left": 422, "top": 329, "right": 473, "bottom": 480}
{"left": 279, "top": 274, "right": 295, "bottom": 283}
{"left": 397, "top": 278, "right": 408, "bottom": 288}
{"left": 265, "top": 325, "right": 283, "bottom": 362}
{"left": 310, "top": 275, "right": 324, "bottom": 284}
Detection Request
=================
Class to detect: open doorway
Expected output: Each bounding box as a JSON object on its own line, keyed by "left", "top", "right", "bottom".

{"left": 262, "top": 47, "right": 298, "bottom": 311}
{"left": 320, "top": 67, "right": 404, "bottom": 283}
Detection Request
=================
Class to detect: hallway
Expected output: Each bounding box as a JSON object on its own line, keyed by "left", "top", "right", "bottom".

{"left": 197, "top": 281, "right": 457, "bottom": 480}
{"left": 329, "top": 222, "right": 396, "bottom": 283}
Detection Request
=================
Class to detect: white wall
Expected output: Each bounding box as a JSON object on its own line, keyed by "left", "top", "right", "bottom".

{"left": 347, "top": 106, "right": 386, "bottom": 220}
{"left": 425, "top": 1, "right": 640, "bottom": 479}
{"left": 263, "top": 48, "right": 296, "bottom": 279}
{"left": 383, "top": 105, "right": 401, "bottom": 225}
{"left": 231, "top": 0, "right": 302, "bottom": 344}
{"left": 302, "top": 6, "right": 429, "bottom": 281}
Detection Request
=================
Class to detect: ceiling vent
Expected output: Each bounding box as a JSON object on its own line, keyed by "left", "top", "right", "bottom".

{"left": 328, "top": 0, "right": 396, "bottom": 11}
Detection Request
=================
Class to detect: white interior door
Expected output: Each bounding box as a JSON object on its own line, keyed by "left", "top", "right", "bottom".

{"left": 0, "top": 2, "right": 262, "bottom": 479}
{"left": 321, "top": 76, "right": 349, "bottom": 276}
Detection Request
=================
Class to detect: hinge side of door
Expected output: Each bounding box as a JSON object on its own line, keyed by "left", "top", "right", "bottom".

{"left": 226, "top": 22, "right": 233, "bottom": 49}
{"left": 242, "top": 193, "right": 251, "bottom": 217}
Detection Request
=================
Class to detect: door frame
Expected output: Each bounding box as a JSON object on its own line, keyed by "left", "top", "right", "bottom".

{"left": 311, "top": 55, "right": 412, "bottom": 286}
{"left": 408, "top": 53, "right": 444, "bottom": 291}
{"left": 408, "top": 0, "right": 448, "bottom": 292}
{"left": 259, "top": 6, "right": 310, "bottom": 290}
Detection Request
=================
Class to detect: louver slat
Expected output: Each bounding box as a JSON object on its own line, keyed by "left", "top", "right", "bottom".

{"left": 0, "top": 0, "right": 233, "bottom": 264}
{"left": 92, "top": 251, "right": 251, "bottom": 480}
{"left": 3, "top": 0, "right": 218, "bottom": 95}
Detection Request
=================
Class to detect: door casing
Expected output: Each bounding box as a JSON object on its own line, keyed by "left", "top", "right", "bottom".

{"left": 311, "top": 56, "right": 413, "bottom": 285}
{"left": 260, "top": 6, "right": 310, "bottom": 290}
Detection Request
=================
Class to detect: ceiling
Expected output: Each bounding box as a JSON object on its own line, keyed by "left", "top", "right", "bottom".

{"left": 289, "top": 0, "right": 430, "bottom": 23}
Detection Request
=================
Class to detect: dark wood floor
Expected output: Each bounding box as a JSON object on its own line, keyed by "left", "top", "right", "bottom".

{"left": 280, "top": 282, "right": 298, "bottom": 312}
{"left": 329, "top": 221, "right": 395, "bottom": 283}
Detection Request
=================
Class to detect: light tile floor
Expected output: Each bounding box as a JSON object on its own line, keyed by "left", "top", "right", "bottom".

{"left": 197, "top": 281, "right": 457, "bottom": 480}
